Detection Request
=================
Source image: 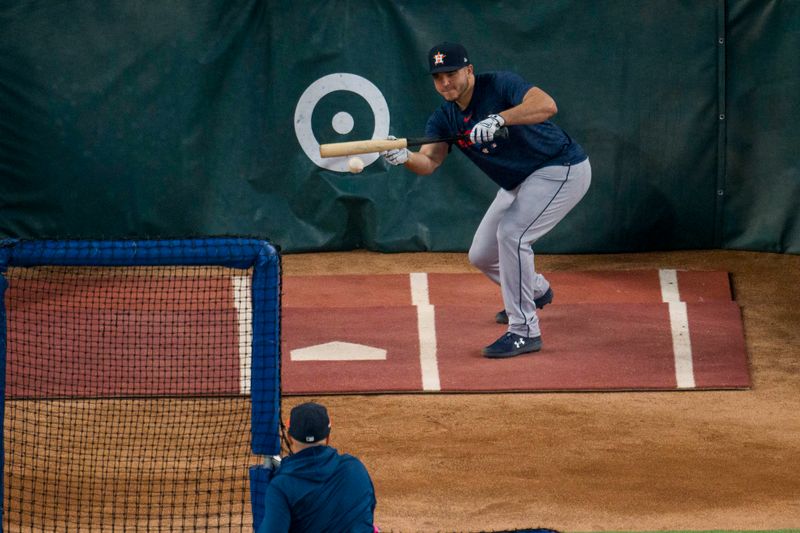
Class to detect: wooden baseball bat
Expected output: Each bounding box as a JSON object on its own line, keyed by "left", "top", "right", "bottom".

{"left": 319, "top": 127, "right": 509, "bottom": 158}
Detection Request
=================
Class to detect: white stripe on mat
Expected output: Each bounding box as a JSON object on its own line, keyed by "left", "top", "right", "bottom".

{"left": 410, "top": 272, "right": 441, "bottom": 391}
{"left": 232, "top": 274, "right": 252, "bottom": 395}
{"left": 659, "top": 269, "right": 696, "bottom": 389}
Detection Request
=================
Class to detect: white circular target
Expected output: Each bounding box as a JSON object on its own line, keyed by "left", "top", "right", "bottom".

{"left": 331, "top": 112, "right": 354, "bottom": 134}
{"left": 294, "top": 73, "right": 390, "bottom": 172}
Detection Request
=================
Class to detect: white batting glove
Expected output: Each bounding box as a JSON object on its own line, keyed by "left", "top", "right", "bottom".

{"left": 380, "top": 135, "right": 409, "bottom": 166}
{"left": 470, "top": 114, "right": 505, "bottom": 144}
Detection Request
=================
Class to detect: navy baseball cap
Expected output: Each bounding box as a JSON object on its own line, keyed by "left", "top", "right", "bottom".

{"left": 288, "top": 402, "right": 331, "bottom": 443}
{"left": 428, "top": 42, "right": 470, "bottom": 74}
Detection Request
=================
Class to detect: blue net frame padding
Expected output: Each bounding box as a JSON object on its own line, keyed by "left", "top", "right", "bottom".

{"left": 0, "top": 273, "right": 7, "bottom": 522}
{"left": 0, "top": 237, "right": 281, "bottom": 456}
{"left": 0, "top": 238, "right": 266, "bottom": 269}
{"left": 250, "top": 244, "right": 282, "bottom": 456}
{"left": 249, "top": 465, "right": 276, "bottom": 532}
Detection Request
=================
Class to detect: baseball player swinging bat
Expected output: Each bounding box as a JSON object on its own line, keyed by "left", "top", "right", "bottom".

{"left": 319, "top": 127, "right": 509, "bottom": 158}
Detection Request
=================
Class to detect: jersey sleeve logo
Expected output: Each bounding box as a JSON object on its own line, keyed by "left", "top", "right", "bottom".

{"left": 457, "top": 129, "right": 473, "bottom": 148}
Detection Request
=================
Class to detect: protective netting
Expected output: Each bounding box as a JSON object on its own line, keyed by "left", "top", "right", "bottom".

{"left": 0, "top": 239, "right": 281, "bottom": 532}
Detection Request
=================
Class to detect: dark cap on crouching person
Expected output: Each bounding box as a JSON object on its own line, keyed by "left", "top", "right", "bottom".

{"left": 288, "top": 402, "right": 331, "bottom": 444}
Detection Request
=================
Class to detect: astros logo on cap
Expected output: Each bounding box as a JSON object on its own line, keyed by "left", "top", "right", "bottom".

{"left": 433, "top": 52, "right": 446, "bottom": 65}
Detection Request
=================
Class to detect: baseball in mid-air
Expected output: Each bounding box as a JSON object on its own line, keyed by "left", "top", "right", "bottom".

{"left": 347, "top": 156, "right": 365, "bottom": 174}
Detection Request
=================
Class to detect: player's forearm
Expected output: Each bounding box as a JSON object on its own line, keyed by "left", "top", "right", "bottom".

{"left": 404, "top": 150, "right": 440, "bottom": 175}
{"left": 498, "top": 88, "right": 558, "bottom": 126}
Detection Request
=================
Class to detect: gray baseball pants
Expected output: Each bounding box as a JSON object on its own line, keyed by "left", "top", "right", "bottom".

{"left": 468, "top": 158, "right": 591, "bottom": 338}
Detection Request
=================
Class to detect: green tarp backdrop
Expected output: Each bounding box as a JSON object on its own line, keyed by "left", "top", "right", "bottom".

{"left": 1, "top": 0, "right": 798, "bottom": 253}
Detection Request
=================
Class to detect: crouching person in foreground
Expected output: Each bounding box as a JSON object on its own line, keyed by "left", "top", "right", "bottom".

{"left": 258, "top": 402, "right": 378, "bottom": 532}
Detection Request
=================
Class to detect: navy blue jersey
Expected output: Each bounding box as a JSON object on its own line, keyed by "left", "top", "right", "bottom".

{"left": 258, "top": 446, "right": 375, "bottom": 533}
{"left": 425, "top": 71, "right": 587, "bottom": 190}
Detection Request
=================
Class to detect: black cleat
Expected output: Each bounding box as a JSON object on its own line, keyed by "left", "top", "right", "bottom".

{"left": 482, "top": 332, "right": 543, "bottom": 358}
{"left": 494, "top": 287, "right": 554, "bottom": 324}
{"left": 495, "top": 309, "right": 509, "bottom": 324}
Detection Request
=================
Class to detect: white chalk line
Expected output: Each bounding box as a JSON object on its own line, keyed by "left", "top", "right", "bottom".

{"left": 659, "top": 269, "right": 696, "bottom": 389}
{"left": 232, "top": 275, "right": 252, "bottom": 395}
{"left": 410, "top": 272, "right": 441, "bottom": 392}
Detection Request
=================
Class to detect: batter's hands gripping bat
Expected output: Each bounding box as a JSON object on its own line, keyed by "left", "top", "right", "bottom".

{"left": 319, "top": 127, "right": 509, "bottom": 158}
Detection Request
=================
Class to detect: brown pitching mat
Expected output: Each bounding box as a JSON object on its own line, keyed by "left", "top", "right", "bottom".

{"left": 281, "top": 270, "right": 733, "bottom": 307}
{"left": 281, "top": 271, "right": 749, "bottom": 394}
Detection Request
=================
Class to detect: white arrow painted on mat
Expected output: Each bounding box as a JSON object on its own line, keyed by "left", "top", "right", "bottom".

{"left": 290, "top": 341, "right": 387, "bottom": 361}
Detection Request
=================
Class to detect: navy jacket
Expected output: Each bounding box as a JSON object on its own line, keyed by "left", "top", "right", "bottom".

{"left": 258, "top": 445, "right": 376, "bottom": 533}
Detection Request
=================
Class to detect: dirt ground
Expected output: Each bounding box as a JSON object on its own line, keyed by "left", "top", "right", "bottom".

{"left": 281, "top": 250, "right": 800, "bottom": 532}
